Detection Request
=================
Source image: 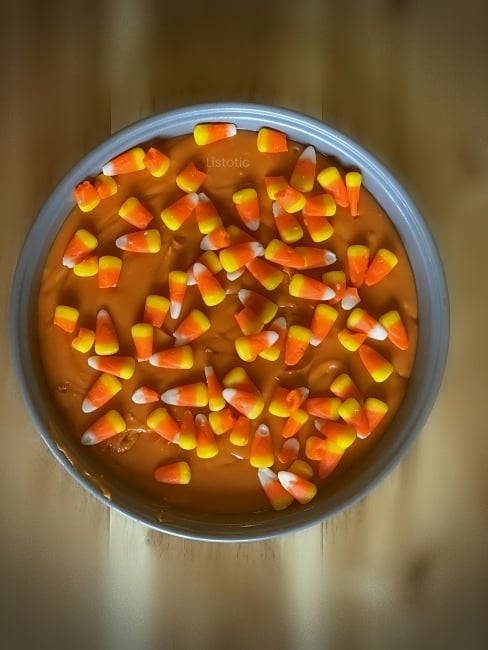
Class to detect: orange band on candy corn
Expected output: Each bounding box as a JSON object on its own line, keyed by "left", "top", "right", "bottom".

{"left": 82, "top": 373, "right": 122, "bottom": 413}
{"left": 317, "top": 166, "right": 349, "bottom": 207}
{"left": 285, "top": 325, "right": 312, "bottom": 366}
{"left": 235, "top": 306, "right": 264, "bottom": 335}
{"left": 281, "top": 409, "right": 309, "bottom": 439}
{"left": 176, "top": 162, "right": 206, "bottom": 193}
{"left": 74, "top": 180, "right": 100, "bottom": 212}
{"left": 209, "top": 408, "right": 236, "bottom": 435}
{"left": 204, "top": 365, "right": 225, "bottom": 412}
{"left": 168, "top": 270, "right": 188, "bottom": 319}
{"left": 160, "top": 193, "right": 199, "bottom": 231}
{"left": 115, "top": 229, "right": 161, "bottom": 253}
{"left": 102, "top": 148, "right": 145, "bottom": 176}
{"left": 94, "top": 174, "right": 118, "bottom": 199}
{"left": 303, "top": 214, "right": 334, "bottom": 243}
{"left": 154, "top": 461, "right": 191, "bottom": 485}
{"left": 245, "top": 257, "right": 284, "bottom": 291}
{"left": 147, "top": 407, "right": 180, "bottom": 444}
{"left": 258, "top": 316, "right": 286, "bottom": 361}
{"left": 318, "top": 440, "right": 345, "bottom": 479}
{"left": 275, "top": 185, "right": 306, "bottom": 214}
{"left": 277, "top": 437, "right": 300, "bottom": 465}
{"left": 303, "top": 193, "right": 336, "bottom": 217}
{"left": 98, "top": 256, "right": 122, "bottom": 288}
{"left": 81, "top": 410, "right": 126, "bottom": 446}
{"left": 95, "top": 309, "right": 119, "bottom": 355}
{"left": 143, "top": 146, "right": 170, "bottom": 178}
{"left": 63, "top": 229, "right": 98, "bottom": 268}
{"left": 232, "top": 188, "right": 260, "bottom": 231}
{"left": 379, "top": 310, "right": 409, "bottom": 350}
{"left": 272, "top": 202, "right": 304, "bottom": 243}
{"left": 71, "top": 327, "right": 95, "bottom": 353}
{"left": 345, "top": 171, "right": 362, "bottom": 217}
{"left": 286, "top": 386, "right": 309, "bottom": 410}
{"left": 54, "top": 305, "right": 79, "bottom": 333}
{"left": 310, "top": 304, "right": 338, "bottom": 346}
{"left": 143, "top": 295, "right": 169, "bottom": 328}
{"left": 195, "top": 193, "right": 223, "bottom": 234}
{"left": 118, "top": 197, "right": 153, "bottom": 229}
{"left": 250, "top": 424, "right": 274, "bottom": 468}
{"left": 193, "top": 122, "right": 237, "bottom": 146}
{"left": 278, "top": 471, "right": 317, "bottom": 504}
{"left": 192, "top": 262, "right": 225, "bottom": 306}
{"left": 257, "top": 127, "right": 288, "bottom": 153}
{"left": 131, "top": 323, "right": 153, "bottom": 361}
{"left": 358, "top": 344, "right": 394, "bottom": 382}
{"left": 149, "top": 345, "right": 194, "bottom": 369}
{"left": 195, "top": 414, "right": 218, "bottom": 459}
{"left": 258, "top": 468, "right": 294, "bottom": 511}
{"left": 179, "top": 410, "right": 197, "bottom": 450}
{"left": 303, "top": 397, "right": 341, "bottom": 420}
{"left": 263, "top": 239, "right": 304, "bottom": 269}
{"left": 290, "top": 145, "right": 316, "bottom": 193}
{"left": 229, "top": 416, "right": 251, "bottom": 447}
{"left": 200, "top": 225, "right": 231, "bottom": 251}
{"left": 173, "top": 309, "right": 210, "bottom": 345}
{"left": 87, "top": 355, "right": 135, "bottom": 379}
{"left": 289, "top": 274, "right": 335, "bottom": 301}
{"left": 364, "top": 248, "right": 398, "bottom": 286}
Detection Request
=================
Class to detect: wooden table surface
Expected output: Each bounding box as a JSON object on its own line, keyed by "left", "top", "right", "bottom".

{"left": 1, "top": 1, "right": 487, "bottom": 648}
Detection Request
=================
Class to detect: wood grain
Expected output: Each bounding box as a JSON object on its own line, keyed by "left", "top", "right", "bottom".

{"left": 1, "top": 1, "right": 487, "bottom": 648}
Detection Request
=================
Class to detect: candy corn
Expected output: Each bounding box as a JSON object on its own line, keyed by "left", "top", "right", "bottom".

{"left": 98, "top": 256, "right": 122, "bottom": 288}
{"left": 143, "top": 295, "right": 170, "bottom": 328}
{"left": 264, "top": 239, "right": 304, "bottom": 269}
{"left": 209, "top": 408, "right": 236, "bottom": 435}
{"left": 257, "top": 127, "right": 287, "bottom": 153}
{"left": 364, "top": 248, "right": 398, "bottom": 286}
{"left": 192, "top": 262, "right": 225, "bottom": 306}
{"left": 237, "top": 289, "right": 278, "bottom": 324}
{"left": 149, "top": 346, "right": 194, "bottom": 369}
{"left": 63, "top": 229, "right": 98, "bottom": 268}
{"left": 147, "top": 407, "right": 180, "bottom": 444}
{"left": 102, "top": 147, "right": 146, "bottom": 175}
{"left": 195, "top": 193, "right": 223, "bottom": 234}
{"left": 358, "top": 344, "right": 394, "bottom": 382}
{"left": 160, "top": 193, "right": 199, "bottom": 231}
{"left": 132, "top": 386, "right": 159, "bottom": 404}
{"left": 71, "top": 327, "right": 95, "bottom": 353}
{"left": 337, "top": 398, "right": 371, "bottom": 438}
{"left": 161, "top": 382, "right": 208, "bottom": 408}
{"left": 74, "top": 180, "right": 100, "bottom": 212}
{"left": 318, "top": 440, "right": 345, "bottom": 478}
{"left": 275, "top": 185, "right": 306, "bottom": 214}
{"left": 82, "top": 373, "right": 122, "bottom": 413}
{"left": 303, "top": 397, "right": 341, "bottom": 420}
{"left": 245, "top": 257, "right": 284, "bottom": 291}
{"left": 143, "top": 146, "right": 170, "bottom": 178}
{"left": 313, "top": 420, "right": 357, "bottom": 450}
{"left": 168, "top": 270, "right": 188, "bottom": 319}
{"left": 310, "top": 304, "right": 338, "bottom": 346}
{"left": 222, "top": 367, "right": 261, "bottom": 394}
{"left": 95, "top": 309, "right": 119, "bottom": 355}
{"left": 235, "top": 331, "right": 279, "bottom": 362}
{"left": 195, "top": 250, "right": 223, "bottom": 275}
{"left": 118, "top": 197, "right": 153, "bottom": 229}
{"left": 290, "top": 145, "right": 316, "bottom": 192}
{"left": 288, "top": 459, "right": 314, "bottom": 480}
{"left": 303, "top": 194, "right": 336, "bottom": 217}
{"left": 154, "top": 461, "right": 191, "bottom": 485}
{"left": 195, "top": 413, "right": 218, "bottom": 459}
{"left": 272, "top": 202, "right": 304, "bottom": 242}
{"left": 341, "top": 286, "right": 361, "bottom": 311}
{"left": 53, "top": 305, "right": 79, "bottom": 333}
{"left": 379, "top": 310, "right": 409, "bottom": 350}
{"left": 81, "top": 410, "right": 126, "bottom": 445}
{"left": 329, "top": 373, "right": 362, "bottom": 401}
{"left": 87, "top": 355, "right": 135, "bottom": 379}
{"left": 204, "top": 365, "right": 225, "bottom": 411}
{"left": 289, "top": 274, "right": 335, "bottom": 301}
{"left": 229, "top": 416, "right": 251, "bottom": 447}
{"left": 294, "top": 246, "right": 336, "bottom": 269}
{"left": 219, "top": 241, "right": 264, "bottom": 273}
{"left": 277, "top": 437, "right": 300, "bottom": 465}
{"left": 281, "top": 409, "right": 309, "bottom": 438}
{"left": 227, "top": 225, "right": 254, "bottom": 244}
{"left": 345, "top": 171, "right": 362, "bottom": 217}
{"left": 250, "top": 424, "right": 274, "bottom": 468}
{"left": 264, "top": 176, "right": 288, "bottom": 200}
{"left": 115, "top": 229, "right": 161, "bottom": 253}
{"left": 179, "top": 410, "right": 197, "bottom": 450}
{"left": 285, "top": 325, "right": 312, "bottom": 366}
{"left": 232, "top": 188, "right": 260, "bottom": 231}
{"left": 131, "top": 323, "right": 153, "bottom": 361}
{"left": 347, "top": 245, "right": 370, "bottom": 287}
{"left": 176, "top": 162, "right": 206, "bottom": 193}
{"left": 258, "top": 468, "right": 294, "bottom": 511}
{"left": 269, "top": 387, "right": 292, "bottom": 417}
{"left": 322, "top": 271, "right": 346, "bottom": 304}
{"left": 94, "top": 174, "right": 118, "bottom": 199}
{"left": 303, "top": 215, "right": 334, "bottom": 243}
{"left": 222, "top": 388, "right": 264, "bottom": 420}
{"left": 347, "top": 308, "right": 387, "bottom": 341}
{"left": 200, "top": 225, "right": 231, "bottom": 250}
{"left": 364, "top": 397, "right": 389, "bottom": 432}
{"left": 258, "top": 316, "right": 286, "bottom": 361}
{"left": 278, "top": 471, "right": 317, "bottom": 504}
{"left": 234, "top": 307, "right": 264, "bottom": 335}
{"left": 317, "top": 166, "right": 349, "bottom": 207}
{"left": 337, "top": 328, "right": 367, "bottom": 352}
{"left": 286, "top": 386, "right": 309, "bottom": 410}
{"left": 193, "top": 122, "right": 237, "bottom": 146}
{"left": 173, "top": 309, "right": 210, "bottom": 345}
